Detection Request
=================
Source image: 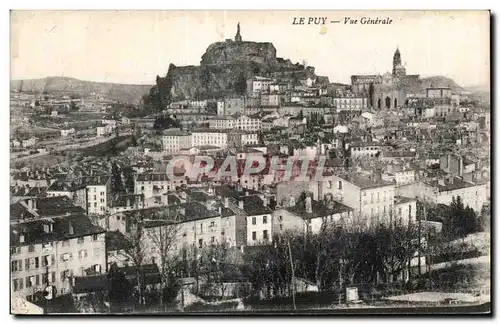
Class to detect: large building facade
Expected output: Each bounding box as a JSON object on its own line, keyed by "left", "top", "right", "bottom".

{"left": 351, "top": 48, "right": 420, "bottom": 109}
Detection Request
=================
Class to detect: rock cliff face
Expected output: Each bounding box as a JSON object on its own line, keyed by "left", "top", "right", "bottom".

{"left": 201, "top": 40, "right": 277, "bottom": 66}
{"left": 145, "top": 24, "right": 328, "bottom": 109}
{"left": 148, "top": 34, "right": 328, "bottom": 107}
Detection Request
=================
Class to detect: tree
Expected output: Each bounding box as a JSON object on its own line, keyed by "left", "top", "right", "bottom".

{"left": 111, "top": 163, "right": 124, "bottom": 193}
{"left": 373, "top": 222, "right": 420, "bottom": 283}
{"left": 200, "top": 242, "right": 233, "bottom": 299}
{"left": 146, "top": 220, "right": 181, "bottom": 305}
{"left": 123, "top": 167, "right": 136, "bottom": 194}
{"left": 107, "top": 262, "right": 134, "bottom": 312}
{"left": 70, "top": 101, "right": 79, "bottom": 111}
{"left": 121, "top": 213, "right": 148, "bottom": 305}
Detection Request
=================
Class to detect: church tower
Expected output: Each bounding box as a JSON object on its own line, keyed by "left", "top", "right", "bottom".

{"left": 392, "top": 47, "right": 406, "bottom": 77}
{"left": 235, "top": 23, "right": 242, "bottom": 42}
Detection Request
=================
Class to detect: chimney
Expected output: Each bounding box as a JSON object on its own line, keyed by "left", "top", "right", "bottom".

{"left": 438, "top": 178, "right": 445, "bottom": 186}
{"left": 245, "top": 191, "right": 250, "bottom": 196}
{"left": 218, "top": 206, "right": 222, "bottom": 214}
{"left": 19, "top": 233, "right": 25, "bottom": 243}
{"left": 238, "top": 200, "right": 244, "bottom": 210}
{"left": 26, "top": 198, "right": 34, "bottom": 210}
{"left": 68, "top": 221, "right": 74, "bottom": 235}
{"left": 263, "top": 197, "right": 268, "bottom": 207}
{"left": 161, "top": 194, "right": 169, "bottom": 206}
{"left": 224, "top": 197, "right": 229, "bottom": 208}
{"left": 305, "top": 196, "right": 313, "bottom": 213}
{"left": 449, "top": 176, "right": 454, "bottom": 184}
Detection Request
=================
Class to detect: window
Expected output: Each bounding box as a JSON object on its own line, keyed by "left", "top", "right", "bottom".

{"left": 279, "top": 215, "right": 283, "bottom": 222}
{"left": 371, "top": 193, "right": 374, "bottom": 203}
{"left": 35, "top": 274, "right": 40, "bottom": 286}
{"left": 263, "top": 216, "right": 268, "bottom": 224}
{"left": 79, "top": 250, "right": 88, "bottom": 259}
{"left": 13, "top": 279, "right": 19, "bottom": 291}
{"left": 77, "top": 237, "right": 84, "bottom": 244}
{"left": 141, "top": 186, "right": 144, "bottom": 191}
{"left": 252, "top": 217, "right": 256, "bottom": 225}
{"left": 62, "top": 240, "right": 70, "bottom": 247}
{"left": 198, "top": 239, "right": 203, "bottom": 249}
{"left": 263, "top": 230, "right": 269, "bottom": 240}
{"left": 252, "top": 231, "right": 257, "bottom": 241}
{"left": 100, "top": 199, "right": 105, "bottom": 203}
{"left": 280, "top": 224, "right": 283, "bottom": 231}
{"left": 211, "top": 236, "right": 215, "bottom": 243}
{"left": 94, "top": 202, "right": 97, "bottom": 208}
{"left": 11, "top": 260, "right": 19, "bottom": 272}
{"left": 42, "top": 255, "right": 52, "bottom": 267}
{"left": 94, "top": 195, "right": 96, "bottom": 200}
{"left": 26, "top": 276, "right": 35, "bottom": 288}
{"left": 92, "top": 234, "right": 98, "bottom": 241}
{"left": 28, "top": 245, "right": 35, "bottom": 253}
{"left": 338, "top": 181, "right": 343, "bottom": 190}
{"left": 200, "top": 223, "right": 204, "bottom": 234}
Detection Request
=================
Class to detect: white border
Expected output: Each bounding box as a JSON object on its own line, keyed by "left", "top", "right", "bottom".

{"left": 3, "top": 1, "right": 497, "bottom": 323}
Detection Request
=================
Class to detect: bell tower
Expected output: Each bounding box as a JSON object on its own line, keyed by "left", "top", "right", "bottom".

{"left": 235, "top": 23, "right": 242, "bottom": 42}
{"left": 392, "top": 46, "right": 401, "bottom": 73}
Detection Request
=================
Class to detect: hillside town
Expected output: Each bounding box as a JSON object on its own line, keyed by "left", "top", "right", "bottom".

{"left": 10, "top": 23, "right": 491, "bottom": 314}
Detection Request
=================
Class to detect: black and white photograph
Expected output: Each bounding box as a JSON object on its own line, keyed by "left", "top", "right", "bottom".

{"left": 9, "top": 10, "right": 491, "bottom": 315}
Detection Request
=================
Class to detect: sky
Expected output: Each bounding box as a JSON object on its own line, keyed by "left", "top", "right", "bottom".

{"left": 10, "top": 10, "right": 490, "bottom": 87}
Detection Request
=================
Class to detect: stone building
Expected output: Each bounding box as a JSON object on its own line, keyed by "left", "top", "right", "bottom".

{"left": 351, "top": 47, "right": 420, "bottom": 109}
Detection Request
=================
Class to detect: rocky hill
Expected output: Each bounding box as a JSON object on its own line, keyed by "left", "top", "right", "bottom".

{"left": 10, "top": 77, "right": 152, "bottom": 104}
{"left": 149, "top": 28, "right": 329, "bottom": 107}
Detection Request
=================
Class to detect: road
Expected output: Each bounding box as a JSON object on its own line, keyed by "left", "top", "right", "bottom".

{"left": 11, "top": 132, "right": 132, "bottom": 163}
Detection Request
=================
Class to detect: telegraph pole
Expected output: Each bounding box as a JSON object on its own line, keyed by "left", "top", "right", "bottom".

{"left": 287, "top": 239, "right": 296, "bottom": 310}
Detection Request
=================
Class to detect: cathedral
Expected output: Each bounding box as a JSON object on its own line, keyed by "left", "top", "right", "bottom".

{"left": 351, "top": 48, "right": 420, "bottom": 109}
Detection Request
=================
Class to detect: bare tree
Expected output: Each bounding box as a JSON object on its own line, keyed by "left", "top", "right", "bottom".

{"left": 200, "top": 242, "right": 232, "bottom": 299}
{"left": 121, "top": 212, "right": 148, "bottom": 305}
{"left": 373, "top": 221, "right": 420, "bottom": 283}
{"left": 146, "top": 220, "right": 181, "bottom": 304}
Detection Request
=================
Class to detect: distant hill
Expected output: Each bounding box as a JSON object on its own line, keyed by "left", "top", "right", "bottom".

{"left": 464, "top": 84, "right": 490, "bottom": 94}
{"left": 10, "top": 77, "right": 152, "bottom": 104}
{"left": 419, "top": 76, "right": 464, "bottom": 93}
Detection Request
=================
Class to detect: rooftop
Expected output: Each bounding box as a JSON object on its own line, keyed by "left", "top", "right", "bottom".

{"left": 105, "top": 230, "right": 131, "bottom": 251}
{"left": 10, "top": 196, "right": 86, "bottom": 221}
{"left": 287, "top": 199, "right": 353, "bottom": 220}
{"left": 426, "top": 177, "right": 477, "bottom": 192}
{"left": 10, "top": 214, "right": 106, "bottom": 247}
{"left": 341, "top": 174, "right": 394, "bottom": 190}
